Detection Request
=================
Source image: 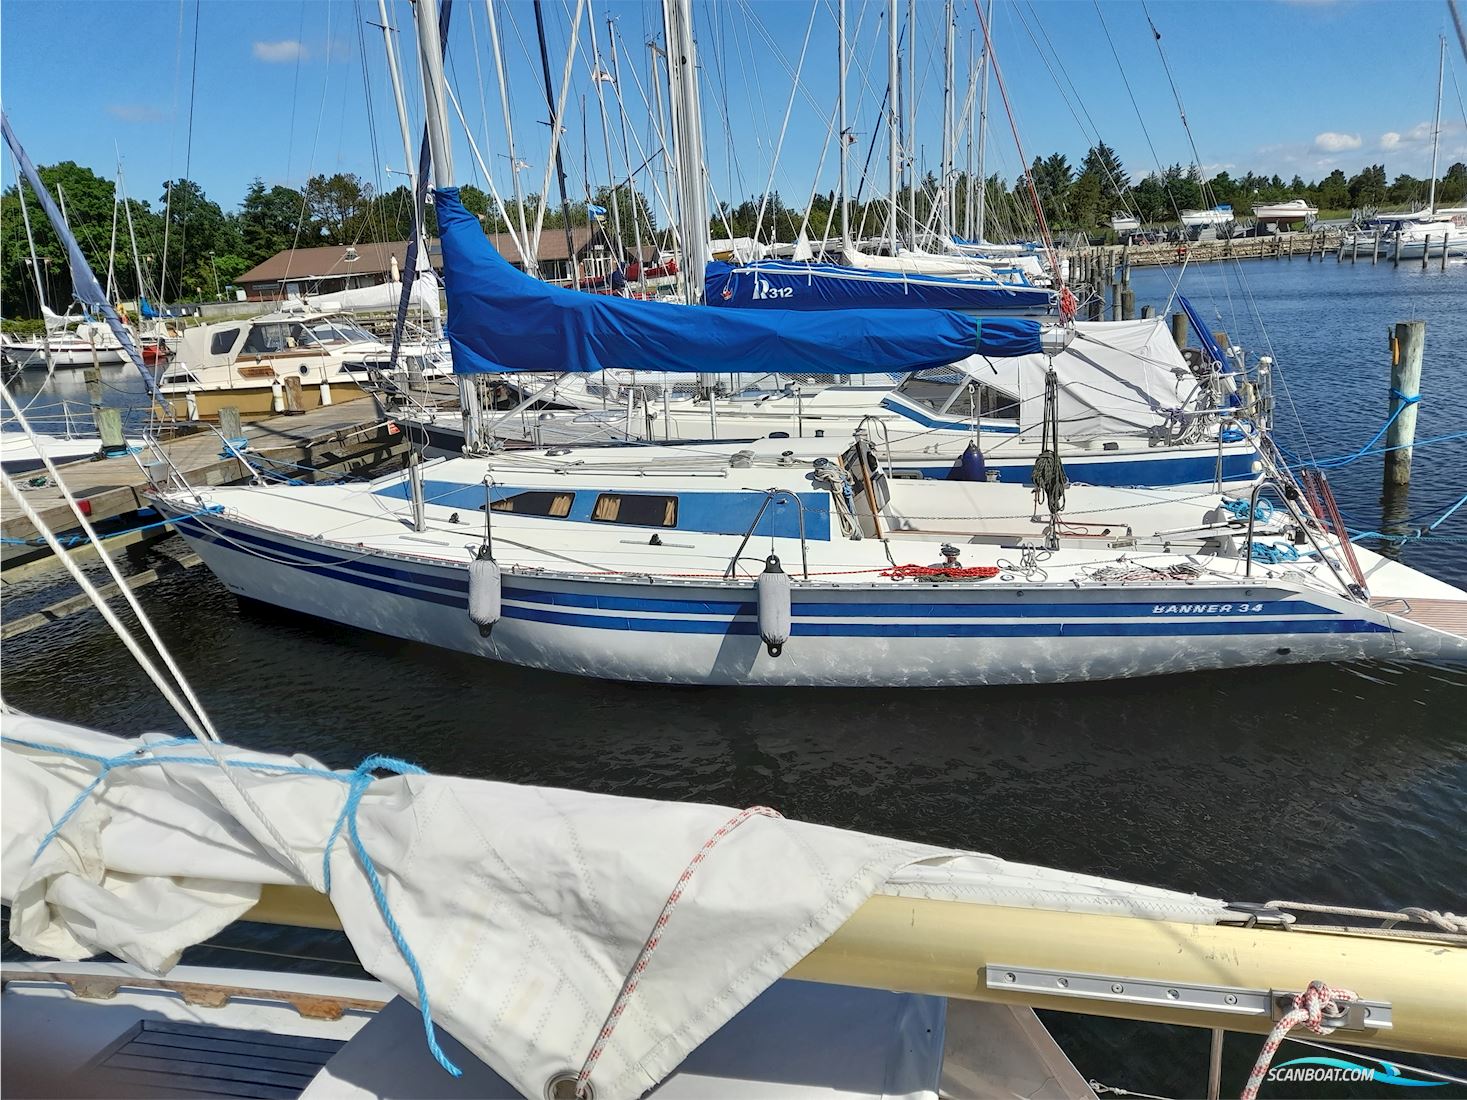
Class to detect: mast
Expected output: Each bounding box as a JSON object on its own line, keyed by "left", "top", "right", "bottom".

{"left": 586, "top": 2, "right": 624, "bottom": 259}
{"left": 887, "top": 0, "right": 898, "bottom": 254}
{"left": 661, "top": 0, "right": 710, "bottom": 304}
{"left": 975, "top": 0, "right": 992, "bottom": 241}
{"left": 531, "top": 0, "right": 583, "bottom": 289}
{"left": 837, "top": 0, "right": 850, "bottom": 248}
{"left": 649, "top": 41, "right": 676, "bottom": 264}
{"left": 484, "top": 0, "right": 534, "bottom": 275}
{"left": 965, "top": 31, "right": 975, "bottom": 241}
{"left": 105, "top": 169, "right": 120, "bottom": 302}
{"left": 608, "top": 26, "right": 648, "bottom": 293}
{"left": 376, "top": 0, "right": 436, "bottom": 318}
{"left": 906, "top": 0, "right": 916, "bottom": 247}
{"left": 1429, "top": 34, "right": 1444, "bottom": 213}
{"left": 120, "top": 166, "right": 149, "bottom": 309}
{"left": 411, "top": 0, "right": 481, "bottom": 456}
{"left": 941, "top": 0, "right": 954, "bottom": 241}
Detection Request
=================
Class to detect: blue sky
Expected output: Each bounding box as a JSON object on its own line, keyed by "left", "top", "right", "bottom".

{"left": 3, "top": 0, "right": 1463, "bottom": 218}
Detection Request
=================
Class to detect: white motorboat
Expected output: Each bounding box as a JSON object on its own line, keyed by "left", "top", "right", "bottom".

{"left": 1110, "top": 213, "right": 1141, "bottom": 233}
{"left": 7, "top": 311, "right": 130, "bottom": 368}
{"left": 1251, "top": 199, "right": 1318, "bottom": 223}
{"left": 157, "top": 305, "right": 450, "bottom": 419}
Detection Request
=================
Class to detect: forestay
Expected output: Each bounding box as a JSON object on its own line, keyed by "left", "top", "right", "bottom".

{"left": 435, "top": 188, "right": 1043, "bottom": 375}
{"left": 3, "top": 716, "right": 1237, "bottom": 1100}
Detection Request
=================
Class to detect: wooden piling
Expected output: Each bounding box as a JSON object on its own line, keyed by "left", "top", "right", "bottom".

{"left": 282, "top": 377, "right": 305, "bottom": 415}
{"left": 1121, "top": 284, "right": 1135, "bottom": 321}
{"left": 1171, "top": 311, "right": 1188, "bottom": 351}
{"left": 219, "top": 406, "right": 244, "bottom": 442}
{"left": 1351, "top": 237, "right": 1358, "bottom": 263}
{"left": 1385, "top": 320, "right": 1425, "bottom": 487}
{"left": 1422, "top": 234, "right": 1431, "bottom": 269}
{"left": 1110, "top": 280, "right": 1121, "bottom": 321}
{"left": 1141, "top": 305, "right": 1155, "bottom": 320}
{"left": 96, "top": 408, "right": 126, "bottom": 456}
{"left": 1373, "top": 234, "right": 1380, "bottom": 265}
{"left": 1442, "top": 238, "right": 1449, "bottom": 272}
{"left": 1393, "top": 236, "right": 1401, "bottom": 267}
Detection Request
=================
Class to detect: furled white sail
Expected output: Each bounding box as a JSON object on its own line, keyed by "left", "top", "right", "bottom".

{"left": 3, "top": 715, "right": 1236, "bottom": 1100}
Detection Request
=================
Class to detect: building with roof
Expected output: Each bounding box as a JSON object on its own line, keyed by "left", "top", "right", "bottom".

{"left": 232, "top": 224, "right": 646, "bottom": 301}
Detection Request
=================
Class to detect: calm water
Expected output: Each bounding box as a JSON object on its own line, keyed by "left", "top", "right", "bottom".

{"left": 4, "top": 256, "right": 1466, "bottom": 1096}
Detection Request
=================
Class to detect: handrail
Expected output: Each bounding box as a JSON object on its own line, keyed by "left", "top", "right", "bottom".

{"left": 723, "top": 487, "right": 810, "bottom": 580}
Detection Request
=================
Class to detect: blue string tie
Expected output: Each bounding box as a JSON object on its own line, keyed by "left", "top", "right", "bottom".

{"left": 3, "top": 736, "right": 461, "bottom": 1078}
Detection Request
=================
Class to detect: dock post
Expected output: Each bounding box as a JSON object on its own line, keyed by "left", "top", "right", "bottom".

{"left": 282, "top": 377, "right": 305, "bottom": 415}
{"left": 1384, "top": 321, "right": 1425, "bottom": 487}
{"left": 1351, "top": 237, "right": 1358, "bottom": 263}
{"left": 1336, "top": 238, "right": 1344, "bottom": 262}
{"left": 1121, "top": 283, "right": 1135, "bottom": 321}
{"left": 1141, "top": 305, "right": 1155, "bottom": 320}
{"left": 1287, "top": 233, "right": 1293, "bottom": 260}
{"left": 219, "top": 406, "right": 243, "bottom": 445}
{"left": 1442, "top": 238, "right": 1450, "bottom": 272}
{"left": 1372, "top": 234, "right": 1380, "bottom": 265}
{"left": 1422, "top": 234, "right": 1431, "bottom": 269}
{"left": 97, "top": 407, "right": 127, "bottom": 457}
{"left": 1171, "top": 311, "right": 1188, "bottom": 351}
{"left": 1393, "top": 237, "right": 1400, "bottom": 267}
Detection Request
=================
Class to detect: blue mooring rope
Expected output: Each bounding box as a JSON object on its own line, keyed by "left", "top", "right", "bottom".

{"left": 0, "top": 505, "right": 224, "bottom": 548}
{"left": 2, "top": 734, "right": 462, "bottom": 1077}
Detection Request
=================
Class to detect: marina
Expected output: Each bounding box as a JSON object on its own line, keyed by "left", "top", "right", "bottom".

{"left": 3, "top": 1, "right": 1466, "bottom": 1098}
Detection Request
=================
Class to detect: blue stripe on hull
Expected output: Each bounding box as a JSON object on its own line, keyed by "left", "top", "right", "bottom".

{"left": 173, "top": 516, "right": 1391, "bottom": 642}
{"left": 909, "top": 450, "right": 1259, "bottom": 487}
{"left": 505, "top": 604, "right": 1387, "bottom": 638}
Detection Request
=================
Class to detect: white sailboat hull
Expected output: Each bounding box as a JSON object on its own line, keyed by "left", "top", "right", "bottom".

{"left": 165, "top": 510, "right": 1445, "bottom": 687}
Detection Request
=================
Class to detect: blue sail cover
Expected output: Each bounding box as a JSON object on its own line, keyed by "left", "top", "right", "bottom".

{"left": 436, "top": 188, "right": 1043, "bottom": 375}
{"left": 1176, "top": 295, "right": 1233, "bottom": 373}
{"left": 704, "top": 259, "right": 1056, "bottom": 315}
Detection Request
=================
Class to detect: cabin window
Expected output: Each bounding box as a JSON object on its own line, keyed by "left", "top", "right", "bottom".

{"left": 209, "top": 328, "right": 240, "bottom": 356}
{"left": 241, "top": 323, "right": 293, "bottom": 354}
{"left": 489, "top": 491, "right": 573, "bottom": 518}
{"left": 590, "top": 493, "right": 677, "bottom": 527}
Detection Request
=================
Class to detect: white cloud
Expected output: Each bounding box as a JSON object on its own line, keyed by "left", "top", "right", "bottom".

{"left": 106, "top": 103, "right": 166, "bottom": 124}
{"left": 1313, "top": 131, "right": 1362, "bottom": 153}
{"left": 1380, "top": 132, "right": 1401, "bottom": 150}
{"left": 253, "top": 39, "right": 308, "bottom": 63}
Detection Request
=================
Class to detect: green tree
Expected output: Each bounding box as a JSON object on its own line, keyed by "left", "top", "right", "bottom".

{"left": 1440, "top": 162, "right": 1467, "bottom": 204}
{"left": 1347, "top": 164, "right": 1387, "bottom": 208}
{"left": 238, "top": 178, "right": 305, "bottom": 265}
{"left": 302, "top": 173, "right": 374, "bottom": 245}
{"left": 1316, "top": 169, "right": 1349, "bottom": 210}
{"left": 1079, "top": 142, "right": 1129, "bottom": 210}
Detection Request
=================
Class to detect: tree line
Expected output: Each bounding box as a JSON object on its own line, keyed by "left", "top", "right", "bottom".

{"left": 0, "top": 164, "right": 665, "bottom": 319}
{"left": 5, "top": 148, "right": 1464, "bottom": 317}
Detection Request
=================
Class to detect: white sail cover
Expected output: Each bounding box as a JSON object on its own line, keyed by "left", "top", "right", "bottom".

{"left": 2, "top": 716, "right": 1234, "bottom": 1100}
{"left": 962, "top": 318, "right": 1202, "bottom": 438}
{"left": 302, "top": 269, "right": 441, "bottom": 320}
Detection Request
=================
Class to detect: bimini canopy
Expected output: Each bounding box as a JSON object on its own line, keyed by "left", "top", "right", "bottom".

{"left": 703, "top": 259, "right": 1056, "bottom": 316}
{"left": 890, "top": 318, "right": 1203, "bottom": 439}
{"left": 435, "top": 188, "right": 1042, "bottom": 375}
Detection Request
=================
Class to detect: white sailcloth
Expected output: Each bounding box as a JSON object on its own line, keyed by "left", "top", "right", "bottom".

{"left": 2, "top": 715, "right": 1235, "bottom": 1100}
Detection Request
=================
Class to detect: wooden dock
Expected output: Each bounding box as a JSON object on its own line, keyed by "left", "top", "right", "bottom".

{"left": 2, "top": 400, "right": 409, "bottom": 579}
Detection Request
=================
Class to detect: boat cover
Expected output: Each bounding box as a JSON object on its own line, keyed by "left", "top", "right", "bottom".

{"left": 944, "top": 318, "right": 1204, "bottom": 439}
{"left": 435, "top": 188, "right": 1043, "bottom": 375}
{"left": 703, "top": 259, "right": 1055, "bottom": 314}
{"left": 2, "top": 716, "right": 1235, "bottom": 1100}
